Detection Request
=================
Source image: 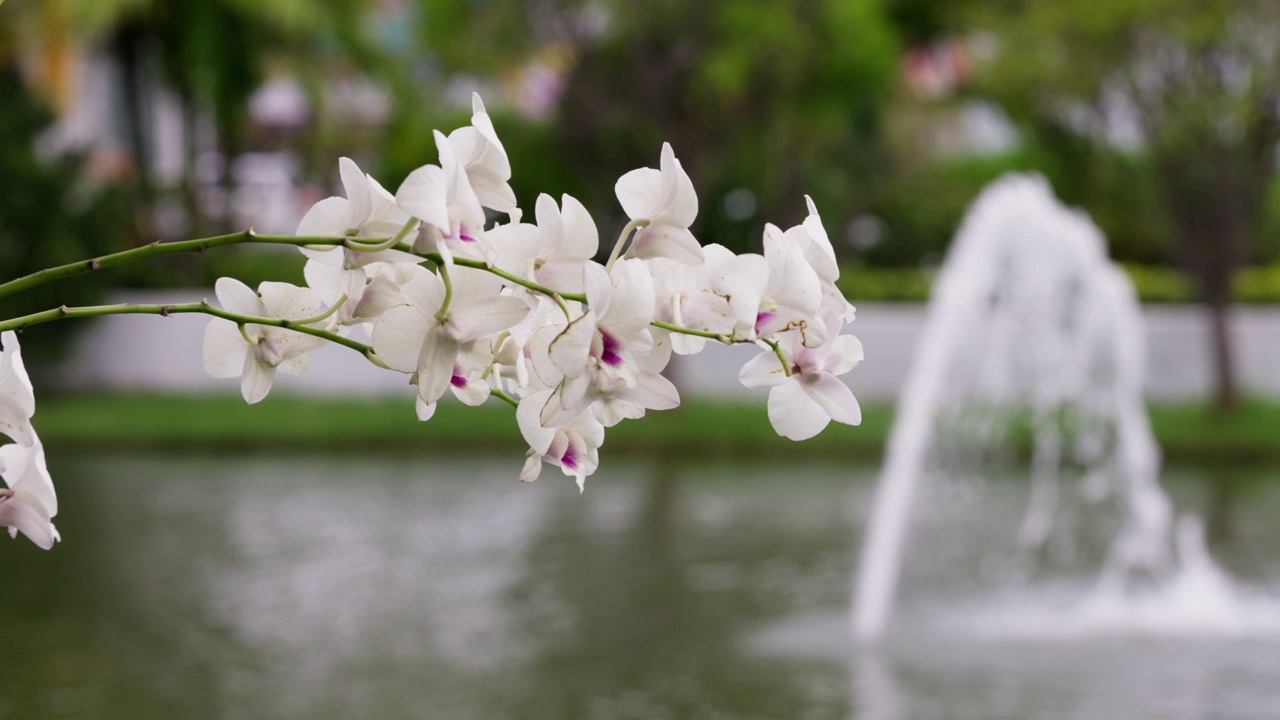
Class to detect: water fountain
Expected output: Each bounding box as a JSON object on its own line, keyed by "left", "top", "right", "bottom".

{"left": 852, "top": 174, "right": 1254, "bottom": 641}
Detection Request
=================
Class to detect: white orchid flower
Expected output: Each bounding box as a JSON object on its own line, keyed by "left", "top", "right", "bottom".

{"left": 544, "top": 259, "right": 679, "bottom": 426}
{"left": 396, "top": 131, "right": 489, "bottom": 266}
{"left": 448, "top": 93, "right": 518, "bottom": 215}
{"left": 489, "top": 193, "right": 600, "bottom": 295}
{"left": 0, "top": 331, "right": 36, "bottom": 446}
{"left": 756, "top": 222, "right": 825, "bottom": 347}
{"left": 795, "top": 197, "right": 855, "bottom": 322}
{"left": 493, "top": 295, "right": 571, "bottom": 393}
{"left": 202, "top": 278, "right": 331, "bottom": 404}
{"left": 303, "top": 260, "right": 367, "bottom": 330}
{"left": 0, "top": 437, "right": 59, "bottom": 550}
{"left": 739, "top": 315, "right": 863, "bottom": 441}
{"left": 615, "top": 142, "right": 704, "bottom": 266}
{"left": 517, "top": 389, "right": 605, "bottom": 491}
{"left": 371, "top": 266, "right": 529, "bottom": 407}
{"left": 297, "top": 157, "right": 418, "bottom": 268}
{"left": 650, "top": 243, "right": 768, "bottom": 354}
{"left": 409, "top": 348, "right": 494, "bottom": 425}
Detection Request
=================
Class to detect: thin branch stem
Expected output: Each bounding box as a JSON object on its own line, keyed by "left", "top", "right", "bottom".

{"left": 435, "top": 255, "right": 588, "bottom": 305}
{"left": 0, "top": 228, "right": 594, "bottom": 313}
{"left": 0, "top": 302, "right": 380, "bottom": 362}
{"left": 0, "top": 230, "right": 349, "bottom": 299}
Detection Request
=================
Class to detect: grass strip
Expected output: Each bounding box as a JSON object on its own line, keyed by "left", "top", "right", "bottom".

{"left": 28, "top": 393, "right": 1279, "bottom": 465}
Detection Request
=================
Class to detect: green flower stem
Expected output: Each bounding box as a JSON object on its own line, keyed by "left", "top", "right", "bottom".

{"left": 0, "top": 230, "right": 350, "bottom": 300}
{"left": 605, "top": 219, "right": 649, "bottom": 271}
{"left": 763, "top": 338, "right": 793, "bottom": 377}
{"left": 296, "top": 294, "right": 347, "bottom": 326}
{"left": 346, "top": 219, "right": 419, "bottom": 253}
{"left": 429, "top": 253, "right": 588, "bottom": 305}
{"left": 490, "top": 388, "right": 519, "bottom": 408}
{"left": 649, "top": 319, "right": 732, "bottom": 344}
{"left": 434, "top": 261, "right": 454, "bottom": 324}
{"left": 0, "top": 302, "right": 382, "bottom": 364}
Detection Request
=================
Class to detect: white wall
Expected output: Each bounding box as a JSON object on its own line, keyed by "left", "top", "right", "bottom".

{"left": 51, "top": 292, "right": 1280, "bottom": 403}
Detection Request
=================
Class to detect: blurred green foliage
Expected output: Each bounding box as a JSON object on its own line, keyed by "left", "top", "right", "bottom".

{"left": 0, "top": 70, "right": 128, "bottom": 376}
{"left": 384, "top": 0, "right": 900, "bottom": 256}
{"left": 4, "top": 0, "right": 1280, "bottom": 303}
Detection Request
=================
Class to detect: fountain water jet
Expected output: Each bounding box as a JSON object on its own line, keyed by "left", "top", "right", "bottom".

{"left": 852, "top": 174, "right": 1224, "bottom": 641}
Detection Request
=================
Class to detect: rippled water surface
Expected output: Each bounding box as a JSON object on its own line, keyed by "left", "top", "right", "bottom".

{"left": 3, "top": 454, "right": 1280, "bottom": 719}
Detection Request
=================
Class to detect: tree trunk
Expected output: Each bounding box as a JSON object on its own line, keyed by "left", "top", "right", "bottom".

{"left": 112, "top": 24, "right": 155, "bottom": 240}
{"left": 1207, "top": 296, "right": 1238, "bottom": 414}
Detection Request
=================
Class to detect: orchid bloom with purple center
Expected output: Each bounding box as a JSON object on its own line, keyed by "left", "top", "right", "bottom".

{"left": 372, "top": 265, "right": 528, "bottom": 407}
{"left": 517, "top": 389, "right": 605, "bottom": 491}
{"left": 543, "top": 260, "right": 679, "bottom": 427}
{"left": 739, "top": 314, "right": 863, "bottom": 441}
{"left": 0, "top": 438, "right": 59, "bottom": 550}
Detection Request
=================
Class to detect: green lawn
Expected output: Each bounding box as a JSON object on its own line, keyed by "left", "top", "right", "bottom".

{"left": 28, "top": 392, "right": 1280, "bottom": 466}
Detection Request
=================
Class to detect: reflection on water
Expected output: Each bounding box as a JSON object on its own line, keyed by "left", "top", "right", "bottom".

{"left": 2, "top": 455, "right": 1280, "bottom": 718}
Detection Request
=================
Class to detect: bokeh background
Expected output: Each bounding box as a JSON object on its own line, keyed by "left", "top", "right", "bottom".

{"left": 2, "top": 1, "right": 1280, "bottom": 718}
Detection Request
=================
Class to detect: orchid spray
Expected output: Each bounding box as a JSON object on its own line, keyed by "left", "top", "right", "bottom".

{"left": 0, "top": 95, "right": 863, "bottom": 548}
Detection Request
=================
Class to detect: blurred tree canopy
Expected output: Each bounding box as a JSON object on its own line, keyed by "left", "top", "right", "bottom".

{"left": 387, "top": 0, "right": 900, "bottom": 256}
{"left": 968, "top": 0, "right": 1280, "bottom": 411}
{"left": 5, "top": 0, "right": 389, "bottom": 237}
{"left": 0, "top": 68, "right": 128, "bottom": 376}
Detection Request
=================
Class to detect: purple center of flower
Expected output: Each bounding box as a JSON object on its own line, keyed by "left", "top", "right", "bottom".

{"left": 451, "top": 365, "right": 468, "bottom": 388}
{"left": 560, "top": 445, "right": 579, "bottom": 470}
{"left": 755, "top": 311, "right": 775, "bottom": 334}
{"left": 459, "top": 231, "right": 477, "bottom": 243}
{"left": 599, "top": 331, "right": 623, "bottom": 367}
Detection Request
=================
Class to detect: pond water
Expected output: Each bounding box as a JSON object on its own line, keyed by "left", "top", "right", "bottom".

{"left": 3, "top": 454, "right": 1280, "bottom": 719}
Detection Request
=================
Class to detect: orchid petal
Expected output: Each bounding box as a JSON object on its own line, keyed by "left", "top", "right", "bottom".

{"left": 203, "top": 319, "right": 248, "bottom": 379}
{"left": 767, "top": 381, "right": 830, "bottom": 441}
{"left": 277, "top": 353, "right": 312, "bottom": 377}
{"left": 296, "top": 197, "right": 353, "bottom": 238}
{"left": 258, "top": 282, "right": 324, "bottom": 321}
{"left": 452, "top": 295, "right": 531, "bottom": 342}
{"left": 615, "top": 167, "right": 663, "bottom": 220}
{"left": 560, "top": 194, "right": 599, "bottom": 257}
{"left": 657, "top": 142, "right": 698, "bottom": 227}
{"left": 827, "top": 334, "right": 865, "bottom": 376}
{"left": 397, "top": 164, "right": 451, "bottom": 231}
{"left": 803, "top": 374, "right": 862, "bottom": 427}
{"left": 738, "top": 349, "right": 791, "bottom": 388}
{"left": 240, "top": 355, "right": 276, "bottom": 405}
{"left": 626, "top": 224, "right": 704, "bottom": 265}
{"left": 339, "top": 157, "right": 373, "bottom": 227}
{"left": 215, "top": 277, "right": 263, "bottom": 317}
{"left": 623, "top": 371, "right": 680, "bottom": 411}
{"left": 550, "top": 311, "right": 596, "bottom": 378}
{"left": 415, "top": 397, "right": 437, "bottom": 422}
{"left": 371, "top": 306, "right": 433, "bottom": 373}
{"left": 517, "top": 390, "right": 557, "bottom": 454}
{"left": 415, "top": 327, "right": 459, "bottom": 405}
